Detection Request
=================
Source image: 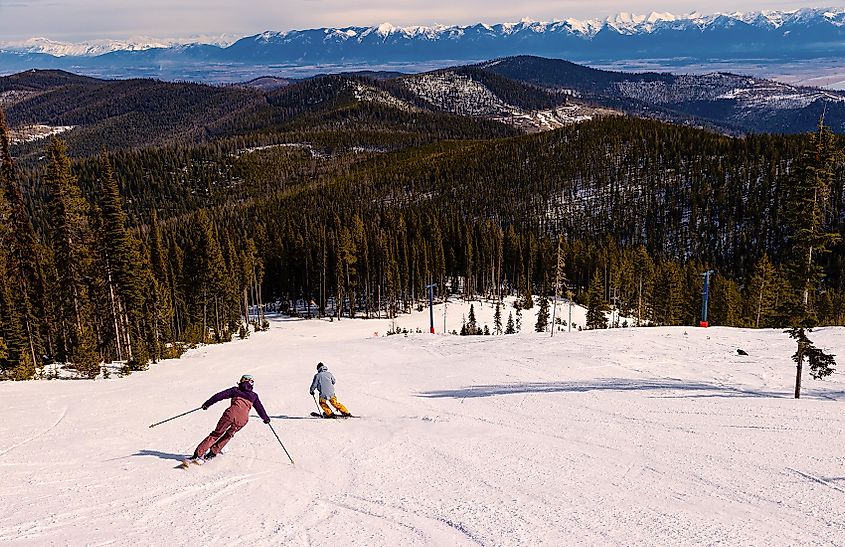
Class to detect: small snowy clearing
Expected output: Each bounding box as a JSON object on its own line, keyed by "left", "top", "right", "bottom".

{"left": 1, "top": 300, "right": 844, "bottom": 545}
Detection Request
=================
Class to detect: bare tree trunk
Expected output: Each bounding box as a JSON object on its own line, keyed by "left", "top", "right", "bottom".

{"left": 257, "top": 272, "right": 265, "bottom": 326}
{"left": 638, "top": 276, "right": 643, "bottom": 326}
{"left": 106, "top": 265, "right": 123, "bottom": 361}
{"left": 244, "top": 287, "right": 250, "bottom": 327}
{"left": 117, "top": 298, "right": 133, "bottom": 361}
{"left": 794, "top": 344, "right": 804, "bottom": 399}
{"left": 214, "top": 298, "right": 221, "bottom": 342}
{"left": 202, "top": 292, "right": 207, "bottom": 344}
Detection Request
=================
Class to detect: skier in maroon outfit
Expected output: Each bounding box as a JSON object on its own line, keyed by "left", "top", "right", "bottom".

{"left": 188, "top": 374, "right": 270, "bottom": 463}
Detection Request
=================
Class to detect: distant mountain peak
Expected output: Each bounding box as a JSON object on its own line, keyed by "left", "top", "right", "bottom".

{"left": 4, "top": 6, "right": 845, "bottom": 83}
{"left": 7, "top": 7, "right": 845, "bottom": 57}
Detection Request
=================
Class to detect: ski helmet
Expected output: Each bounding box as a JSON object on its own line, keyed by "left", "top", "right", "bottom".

{"left": 239, "top": 374, "right": 254, "bottom": 385}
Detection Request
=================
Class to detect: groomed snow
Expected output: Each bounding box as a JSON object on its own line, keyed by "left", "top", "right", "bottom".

{"left": 2, "top": 299, "right": 844, "bottom": 545}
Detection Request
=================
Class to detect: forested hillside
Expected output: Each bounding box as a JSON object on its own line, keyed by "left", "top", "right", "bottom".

{"left": 1, "top": 63, "right": 844, "bottom": 380}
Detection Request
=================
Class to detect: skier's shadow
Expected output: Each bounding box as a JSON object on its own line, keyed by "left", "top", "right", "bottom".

{"left": 132, "top": 449, "right": 185, "bottom": 462}
{"left": 263, "top": 414, "right": 312, "bottom": 420}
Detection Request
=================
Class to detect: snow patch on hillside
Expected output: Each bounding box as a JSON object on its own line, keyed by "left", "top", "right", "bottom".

{"left": 613, "top": 73, "right": 845, "bottom": 109}
{"left": 9, "top": 124, "right": 74, "bottom": 144}
{"left": 401, "top": 71, "right": 518, "bottom": 117}
{"left": 351, "top": 82, "right": 421, "bottom": 112}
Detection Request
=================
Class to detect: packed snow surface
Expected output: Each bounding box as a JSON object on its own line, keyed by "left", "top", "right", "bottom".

{"left": 2, "top": 300, "right": 845, "bottom": 545}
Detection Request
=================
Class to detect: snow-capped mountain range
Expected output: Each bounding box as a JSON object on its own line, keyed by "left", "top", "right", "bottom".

{"left": 5, "top": 7, "right": 845, "bottom": 57}
{"left": 1, "top": 34, "right": 239, "bottom": 57}
{"left": 3, "top": 7, "right": 845, "bottom": 81}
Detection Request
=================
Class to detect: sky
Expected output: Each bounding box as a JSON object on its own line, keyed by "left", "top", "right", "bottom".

{"left": 0, "top": 0, "right": 832, "bottom": 42}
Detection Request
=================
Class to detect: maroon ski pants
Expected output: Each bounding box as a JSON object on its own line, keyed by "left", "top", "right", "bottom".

{"left": 195, "top": 409, "right": 247, "bottom": 457}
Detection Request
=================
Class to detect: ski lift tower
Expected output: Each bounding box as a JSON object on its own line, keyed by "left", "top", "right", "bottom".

{"left": 700, "top": 270, "right": 714, "bottom": 327}
{"left": 425, "top": 283, "right": 437, "bottom": 334}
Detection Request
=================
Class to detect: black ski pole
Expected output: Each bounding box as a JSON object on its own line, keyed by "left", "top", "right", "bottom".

{"left": 312, "top": 393, "right": 324, "bottom": 417}
{"left": 148, "top": 407, "right": 201, "bottom": 428}
{"left": 267, "top": 422, "right": 295, "bottom": 464}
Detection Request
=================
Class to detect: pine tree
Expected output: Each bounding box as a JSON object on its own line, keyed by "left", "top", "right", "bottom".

{"left": 96, "top": 151, "right": 145, "bottom": 367}
{"left": 651, "top": 261, "right": 684, "bottom": 326}
{"left": 782, "top": 119, "right": 842, "bottom": 319}
{"left": 515, "top": 306, "right": 522, "bottom": 333}
{"left": 467, "top": 304, "right": 479, "bottom": 335}
{"left": 745, "top": 254, "right": 778, "bottom": 328}
{"left": 44, "top": 139, "right": 100, "bottom": 376}
{"left": 551, "top": 235, "right": 566, "bottom": 336}
{"left": 0, "top": 111, "right": 45, "bottom": 369}
{"left": 787, "top": 327, "right": 837, "bottom": 399}
{"left": 585, "top": 271, "right": 610, "bottom": 329}
{"left": 338, "top": 224, "right": 358, "bottom": 317}
{"left": 188, "top": 210, "right": 227, "bottom": 343}
{"left": 521, "top": 276, "right": 533, "bottom": 309}
{"left": 709, "top": 274, "right": 742, "bottom": 327}
{"left": 147, "top": 210, "right": 175, "bottom": 358}
{"left": 781, "top": 119, "right": 842, "bottom": 397}
{"left": 633, "top": 246, "right": 654, "bottom": 326}
{"left": 535, "top": 294, "right": 549, "bottom": 332}
{"left": 493, "top": 302, "right": 502, "bottom": 335}
{"left": 505, "top": 311, "right": 515, "bottom": 334}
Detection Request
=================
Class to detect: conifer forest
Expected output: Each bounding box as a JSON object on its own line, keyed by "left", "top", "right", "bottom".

{"left": 1, "top": 66, "right": 844, "bottom": 380}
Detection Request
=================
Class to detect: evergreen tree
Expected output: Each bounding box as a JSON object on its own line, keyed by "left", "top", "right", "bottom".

{"left": 586, "top": 271, "right": 610, "bottom": 329}
{"left": 787, "top": 327, "right": 837, "bottom": 399}
{"left": 0, "top": 112, "right": 45, "bottom": 369}
{"left": 551, "top": 235, "right": 567, "bottom": 336}
{"left": 745, "top": 254, "right": 779, "bottom": 328}
{"left": 633, "top": 246, "right": 654, "bottom": 326}
{"left": 187, "top": 210, "right": 227, "bottom": 343}
{"left": 782, "top": 119, "right": 842, "bottom": 320}
{"left": 96, "top": 151, "right": 146, "bottom": 367}
{"left": 147, "top": 209, "right": 175, "bottom": 358}
{"left": 709, "top": 274, "right": 742, "bottom": 327}
{"left": 651, "top": 261, "right": 684, "bottom": 326}
{"left": 493, "top": 302, "right": 502, "bottom": 335}
{"left": 505, "top": 311, "right": 515, "bottom": 334}
{"left": 338, "top": 224, "right": 358, "bottom": 317}
{"left": 44, "top": 139, "right": 100, "bottom": 377}
{"left": 467, "top": 304, "right": 479, "bottom": 335}
{"left": 781, "top": 119, "right": 842, "bottom": 397}
{"left": 535, "top": 294, "right": 550, "bottom": 332}
{"left": 520, "top": 276, "right": 533, "bottom": 309}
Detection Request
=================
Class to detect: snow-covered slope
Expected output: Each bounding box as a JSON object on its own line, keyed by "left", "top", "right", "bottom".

{"left": 2, "top": 300, "right": 844, "bottom": 545}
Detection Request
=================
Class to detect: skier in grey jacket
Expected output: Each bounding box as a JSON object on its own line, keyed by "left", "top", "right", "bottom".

{"left": 310, "top": 362, "right": 351, "bottom": 418}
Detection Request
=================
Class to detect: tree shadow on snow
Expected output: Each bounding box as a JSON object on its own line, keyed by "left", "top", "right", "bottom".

{"left": 418, "top": 378, "right": 804, "bottom": 400}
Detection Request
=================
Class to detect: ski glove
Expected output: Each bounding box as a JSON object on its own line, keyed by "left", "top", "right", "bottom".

{"left": 263, "top": 418, "right": 271, "bottom": 424}
{"left": 202, "top": 405, "right": 209, "bottom": 410}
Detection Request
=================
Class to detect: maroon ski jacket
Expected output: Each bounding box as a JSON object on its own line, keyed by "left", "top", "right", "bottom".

{"left": 203, "top": 382, "right": 270, "bottom": 423}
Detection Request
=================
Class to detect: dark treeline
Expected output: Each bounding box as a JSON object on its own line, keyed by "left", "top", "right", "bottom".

{"left": 1, "top": 110, "right": 842, "bottom": 380}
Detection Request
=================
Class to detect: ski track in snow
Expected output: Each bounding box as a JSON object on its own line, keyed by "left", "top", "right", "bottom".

{"left": 1, "top": 300, "right": 845, "bottom": 545}
{"left": 0, "top": 406, "right": 67, "bottom": 457}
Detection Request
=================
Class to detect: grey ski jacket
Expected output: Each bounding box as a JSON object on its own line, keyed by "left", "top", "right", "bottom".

{"left": 310, "top": 364, "right": 336, "bottom": 399}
